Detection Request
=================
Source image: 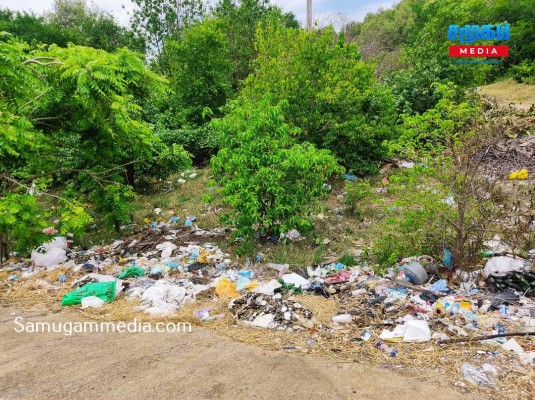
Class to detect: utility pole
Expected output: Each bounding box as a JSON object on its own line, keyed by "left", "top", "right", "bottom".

{"left": 307, "top": 0, "right": 312, "bottom": 30}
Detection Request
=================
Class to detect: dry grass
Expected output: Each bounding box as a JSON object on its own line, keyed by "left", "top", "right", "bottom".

{"left": 3, "top": 280, "right": 535, "bottom": 400}
{"left": 480, "top": 79, "right": 535, "bottom": 110}
{"left": 131, "top": 168, "right": 221, "bottom": 230}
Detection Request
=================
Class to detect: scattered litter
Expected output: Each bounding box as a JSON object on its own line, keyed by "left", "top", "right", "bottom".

{"left": 461, "top": 363, "right": 498, "bottom": 386}
{"left": 62, "top": 281, "right": 116, "bottom": 306}
{"left": 507, "top": 168, "right": 529, "bottom": 180}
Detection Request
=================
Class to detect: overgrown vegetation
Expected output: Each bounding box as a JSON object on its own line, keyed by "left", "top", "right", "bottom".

{"left": 0, "top": 0, "right": 534, "bottom": 271}
{"left": 210, "top": 96, "right": 342, "bottom": 244}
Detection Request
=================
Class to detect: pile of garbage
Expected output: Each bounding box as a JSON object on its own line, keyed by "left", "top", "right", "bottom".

{"left": 229, "top": 292, "right": 315, "bottom": 331}
{"left": 2, "top": 225, "right": 535, "bottom": 390}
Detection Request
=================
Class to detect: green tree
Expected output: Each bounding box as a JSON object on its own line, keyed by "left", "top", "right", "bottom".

{"left": 214, "top": 0, "right": 299, "bottom": 88}
{"left": 47, "top": 0, "right": 145, "bottom": 53}
{"left": 162, "top": 18, "right": 233, "bottom": 127}
{"left": 385, "top": 83, "right": 504, "bottom": 271}
{"left": 0, "top": 9, "right": 70, "bottom": 47}
{"left": 210, "top": 96, "right": 343, "bottom": 242}
{"left": 241, "top": 23, "right": 396, "bottom": 173}
{"left": 1, "top": 36, "right": 190, "bottom": 250}
{"left": 130, "top": 0, "right": 205, "bottom": 59}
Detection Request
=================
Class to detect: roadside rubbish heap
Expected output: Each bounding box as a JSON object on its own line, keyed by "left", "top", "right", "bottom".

{"left": 1, "top": 223, "right": 534, "bottom": 389}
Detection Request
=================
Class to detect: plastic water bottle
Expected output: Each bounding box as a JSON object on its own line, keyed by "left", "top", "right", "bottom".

{"left": 376, "top": 341, "right": 397, "bottom": 357}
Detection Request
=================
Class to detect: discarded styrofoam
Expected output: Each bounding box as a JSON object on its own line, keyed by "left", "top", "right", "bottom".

{"left": 484, "top": 256, "right": 528, "bottom": 278}
{"left": 81, "top": 296, "right": 105, "bottom": 309}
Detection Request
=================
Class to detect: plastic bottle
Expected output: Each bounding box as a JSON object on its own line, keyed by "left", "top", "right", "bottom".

{"left": 375, "top": 341, "right": 397, "bottom": 357}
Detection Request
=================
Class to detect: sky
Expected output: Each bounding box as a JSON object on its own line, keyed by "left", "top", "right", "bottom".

{"left": 0, "top": 0, "right": 397, "bottom": 27}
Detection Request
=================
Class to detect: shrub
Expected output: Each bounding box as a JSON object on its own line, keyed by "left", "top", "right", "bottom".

{"left": 510, "top": 60, "right": 535, "bottom": 84}
{"left": 210, "top": 96, "right": 343, "bottom": 242}
{"left": 343, "top": 180, "right": 372, "bottom": 218}
{"left": 240, "top": 24, "right": 396, "bottom": 174}
{"left": 158, "top": 125, "right": 218, "bottom": 163}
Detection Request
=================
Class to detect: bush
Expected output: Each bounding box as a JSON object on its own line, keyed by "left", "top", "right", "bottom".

{"left": 372, "top": 171, "right": 450, "bottom": 268}
{"left": 510, "top": 60, "right": 535, "bottom": 84}
{"left": 210, "top": 96, "right": 343, "bottom": 242}
{"left": 240, "top": 24, "right": 396, "bottom": 174}
{"left": 343, "top": 180, "right": 371, "bottom": 218}
{"left": 158, "top": 125, "right": 218, "bottom": 163}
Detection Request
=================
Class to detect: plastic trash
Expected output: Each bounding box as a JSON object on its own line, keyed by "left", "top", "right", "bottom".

{"left": 163, "top": 261, "right": 180, "bottom": 269}
{"left": 281, "top": 273, "right": 310, "bottom": 289}
{"left": 132, "top": 282, "right": 188, "bottom": 315}
{"left": 72, "top": 274, "right": 123, "bottom": 297}
{"left": 508, "top": 168, "right": 529, "bottom": 180}
{"left": 281, "top": 229, "right": 301, "bottom": 241}
{"left": 62, "top": 281, "right": 116, "bottom": 306}
{"left": 149, "top": 266, "right": 164, "bottom": 276}
{"left": 306, "top": 281, "right": 329, "bottom": 297}
{"left": 253, "top": 279, "right": 282, "bottom": 295}
{"left": 461, "top": 363, "right": 497, "bottom": 386}
{"left": 117, "top": 266, "right": 145, "bottom": 279}
{"left": 238, "top": 270, "right": 253, "bottom": 279}
{"left": 429, "top": 279, "right": 449, "bottom": 292}
{"left": 215, "top": 277, "right": 240, "bottom": 298}
{"left": 399, "top": 161, "right": 415, "bottom": 168}
{"left": 324, "top": 270, "right": 351, "bottom": 284}
{"left": 155, "top": 242, "right": 177, "bottom": 258}
{"left": 31, "top": 247, "right": 67, "bottom": 268}
{"left": 402, "top": 320, "right": 431, "bottom": 342}
{"left": 376, "top": 341, "right": 397, "bottom": 357}
{"left": 442, "top": 248, "right": 453, "bottom": 269}
{"left": 58, "top": 274, "right": 67, "bottom": 283}
{"left": 332, "top": 314, "right": 353, "bottom": 323}
{"left": 250, "top": 314, "right": 275, "bottom": 329}
{"left": 483, "top": 256, "right": 527, "bottom": 277}
{"left": 351, "top": 288, "right": 367, "bottom": 297}
{"left": 194, "top": 307, "right": 224, "bottom": 322}
{"left": 236, "top": 277, "right": 251, "bottom": 291}
{"left": 343, "top": 173, "right": 359, "bottom": 181}
{"left": 42, "top": 226, "right": 58, "bottom": 235}
{"left": 184, "top": 216, "right": 196, "bottom": 227}
{"left": 81, "top": 296, "right": 105, "bottom": 309}
{"left": 403, "top": 262, "right": 428, "bottom": 285}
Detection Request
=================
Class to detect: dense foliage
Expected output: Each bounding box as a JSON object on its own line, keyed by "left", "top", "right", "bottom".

{"left": 210, "top": 97, "right": 343, "bottom": 242}
{"left": 1, "top": 0, "right": 534, "bottom": 257}
{"left": 241, "top": 24, "right": 396, "bottom": 174}
{"left": 0, "top": 0, "right": 144, "bottom": 53}
{"left": 346, "top": 0, "right": 535, "bottom": 114}
{"left": 0, "top": 34, "right": 190, "bottom": 253}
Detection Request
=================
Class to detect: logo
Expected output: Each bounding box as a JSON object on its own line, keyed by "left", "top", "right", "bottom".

{"left": 448, "top": 24, "right": 509, "bottom": 58}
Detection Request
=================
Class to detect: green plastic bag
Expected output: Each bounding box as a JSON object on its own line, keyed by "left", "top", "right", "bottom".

{"left": 61, "top": 281, "right": 116, "bottom": 306}
{"left": 117, "top": 266, "right": 145, "bottom": 279}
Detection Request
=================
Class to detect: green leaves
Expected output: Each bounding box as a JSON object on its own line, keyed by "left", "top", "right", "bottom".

{"left": 161, "top": 19, "right": 233, "bottom": 127}
{"left": 240, "top": 24, "right": 396, "bottom": 174}
{"left": 390, "top": 83, "right": 480, "bottom": 160}
{"left": 211, "top": 96, "right": 343, "bottom": 242}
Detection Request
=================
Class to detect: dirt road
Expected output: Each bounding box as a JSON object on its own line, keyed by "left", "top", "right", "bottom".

{"left": 0, "top": 308, "right": 468, "bottom": 400}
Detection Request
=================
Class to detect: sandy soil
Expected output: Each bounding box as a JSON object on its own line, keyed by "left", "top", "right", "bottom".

{"left": 0, "top": 308, "right": 472, "bottom": 400}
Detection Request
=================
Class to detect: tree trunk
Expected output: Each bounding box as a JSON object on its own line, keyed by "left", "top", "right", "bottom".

{"left": 454, "top": 201, "right": 465, "bottom": 271}
{"left": 125, "top": 164, "right": 135, "bottom": 187}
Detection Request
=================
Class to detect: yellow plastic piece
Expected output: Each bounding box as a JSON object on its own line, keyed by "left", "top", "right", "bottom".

{"left": 215, "top": 278, "right": 240, "bottom": 298}
{"left": 508, "top": 169, "right": 529, "bottom": 180}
